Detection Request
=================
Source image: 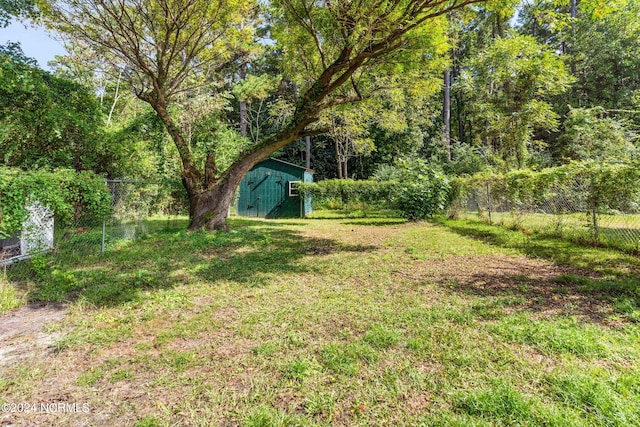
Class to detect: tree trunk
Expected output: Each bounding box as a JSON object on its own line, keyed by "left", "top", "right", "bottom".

{"left": 569, "top": 0, "right": 577, "bottom": 76}
{"left": 343, "top": 158, "right": 348, "bottom": 179}
{"left": 186, "top": 156, "right": 265, "bottom": 230}
{"left": 240, "top": 102, "right": 248, "bottom": 137}
{"left": 107, "top": 70, "right": 122, "bottom": 126}
{"left": 483, "top": 118, "right": 489, "bottom": 147}
{"left": 494, "top": 14, "right": 503, "bottom": 38}
{"left": 239, "top": 62, "right": 248, "bottom": 137}
{"left": 443, "top": 69, "right": 451, "bottom": 162}
{"left": 335, "top": 140, "right": 343, "bottom": 179}
{"left": 187, "top": 178, "right": 236, "bottom": 231}
{"left": 456, "top": 96, "right": 465, "bottom": 145}
{"left": 453, "top": 61, "right": 465, "bottom": 145}
{"left": 184, "top": 124, "right": 305, "bottom": 230}
{"left": 148, "top": 92, "right": 299, "bottom": 231}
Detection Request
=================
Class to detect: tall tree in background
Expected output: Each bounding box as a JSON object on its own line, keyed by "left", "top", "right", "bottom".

{"left": 461, "top": 36, "right": 572, "bottom": 168}
{"left": 517, "top": 0, "right": 640, "bottom": 152}
{"left": 326, "top": 108, "right": 374, "bottom": 179}
{"left": 438, "top": 2, "right": 516, "bottom": 162}
{"left": 46, "top": 0, "right": 489, "bottom": 230}
{"left": 570, "top": 0, "right": 640, "bottom": 113}
{"left": 443, "top": 64, "right": 451, "bottom": 162}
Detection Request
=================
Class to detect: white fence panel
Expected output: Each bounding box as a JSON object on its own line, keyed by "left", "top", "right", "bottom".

{"left": 20, "top": 201, "right": 54, "bottom": 256}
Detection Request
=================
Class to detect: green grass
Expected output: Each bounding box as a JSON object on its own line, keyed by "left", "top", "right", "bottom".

{"left": 459, "top": 210, "right": 640, "bottom": 253}
{"left": 439, "top": 217, "right": 640, "bottom": 275}
{"left": 489, "top": 314, "right": 611, "bottom": 357}
{"left": 363, "top": 324, "right": 402, "bottom": 349}
{"left": 0, "top": 275, "right": 23, "bottom": 313}
{"left": 547, "top": 366, "right": 640, "bottom": 426}
{"left": 1, "top": 212, "right": 640, "bottom": 425}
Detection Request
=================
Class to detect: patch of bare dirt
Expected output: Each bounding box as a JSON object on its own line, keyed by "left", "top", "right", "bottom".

{"left": 213, "top": 306, "right": 240, "bottom": 323}
{"left": 301, "top": 221, "right": 614, "bottom": 323}
{"left": 299, "top": 222, "right": 410, "bottom": 249}
{"left": 0, "top": 303, "right": 67, "bottom": 370}
{"left": 213, "top": 334, "right": 256, "bottom": 359}
{"left": 406, "top": 392, "right": 433, "bottom": 413}
{"left": 402, "top": 254, "right": 611, "bottom": 322}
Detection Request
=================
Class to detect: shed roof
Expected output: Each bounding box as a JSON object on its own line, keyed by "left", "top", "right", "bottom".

{"left": 262, "top": 157, "right": 314, "bottom": 174}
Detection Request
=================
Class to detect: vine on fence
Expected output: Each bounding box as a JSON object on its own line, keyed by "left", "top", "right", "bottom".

{"left": 0, "top": 168, "right": 111, "bottom": 238}
{"left": 453, "top": 161, "right": 640, "bottom": 245}
{"left": 455, "top": 162, "right": 640, "bottom": 213}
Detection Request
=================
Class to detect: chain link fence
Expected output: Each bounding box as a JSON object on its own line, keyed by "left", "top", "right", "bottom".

{"left": 455, "top": 176, "right": 640, "bottom": 253}
{"left": 1, "top": 180, "right": 186, "bottom": 271}
{"left": 103, "top": 180, "right": 185, "bottom": 251}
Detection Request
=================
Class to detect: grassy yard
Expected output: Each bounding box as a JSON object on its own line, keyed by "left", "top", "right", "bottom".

{"left": 1, "top": 213, "right": 640, "bottom": 426}
{"left": 459, "top": 210, "right": 640, "bottom": 253}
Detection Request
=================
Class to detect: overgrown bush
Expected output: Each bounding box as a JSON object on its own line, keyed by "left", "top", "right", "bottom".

{"left": 300, "top": 159, "right": 452, "bottom": 220}
{"left": 0, "top": 168, "right": 111, "bottom": 238}
{"left": 390, "top": 159, "right": 451, "bottom": 220}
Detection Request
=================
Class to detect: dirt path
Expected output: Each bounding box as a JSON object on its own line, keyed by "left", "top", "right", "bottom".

{"left": 0, "top": 303, "right": 67, "bottom": 369}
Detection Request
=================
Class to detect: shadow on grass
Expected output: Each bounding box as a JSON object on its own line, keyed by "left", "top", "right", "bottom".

{"left": 307, "top": 208, "right": 403, "bottom": 220}
{"left": 342, "top": 219, "right": 407, "bottom": 227}
{"left": 7, "top": 217, "right": 377, "bottom": 308}
{"left": 438, "top": 219, "right": 640, "bottom": 277}
{"left": 437, "top": 218, "right": 640, "bottom": 323}
{"left": 444, "top": 268, "right": 637, "bottom": 324}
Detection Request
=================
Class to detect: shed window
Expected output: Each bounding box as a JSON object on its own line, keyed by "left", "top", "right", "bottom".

{"left": 288, "top": 181, "right": 301, "bottom": 197}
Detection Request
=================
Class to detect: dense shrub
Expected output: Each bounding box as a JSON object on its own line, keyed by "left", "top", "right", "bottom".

{"left": 0, "top": 168, "right": 111, "bottom": 237}
{"left": 0, "top": 47, "right": 106, "bottom": 172}
{"left": 390, "top": 159, "right": 451, "bottom": 220}
{"left": 300, "top": 159, "right": 452, "bottom": 220}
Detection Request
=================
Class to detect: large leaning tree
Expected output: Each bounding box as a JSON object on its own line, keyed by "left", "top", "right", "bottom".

{"left": 45, "top": 0, "right": 489, "bottom": 230}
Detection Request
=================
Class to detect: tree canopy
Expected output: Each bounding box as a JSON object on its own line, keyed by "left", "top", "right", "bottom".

{"left": 0, "top": 0, "right": 35, "bottom": 27}
{"left": 41, "top": 0, "right": 491, "bottom": 229}
{"left": 0, "top": 0, "right": 638, "bottom": 227}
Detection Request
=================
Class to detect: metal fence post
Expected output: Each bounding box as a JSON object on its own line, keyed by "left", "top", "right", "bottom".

{"left": 101, "top": 217, "right": 106, "bottom": 254}
{"left": 102, "top": 178, "right": 108, "bottom": 254}
{"left": 592, "top": 207, "right": 599, "bottom": 243}
{"left": 486, "top": 182, "right": 493, "bottom": 225}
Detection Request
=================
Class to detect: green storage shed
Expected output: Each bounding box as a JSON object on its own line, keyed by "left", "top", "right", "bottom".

{"left": 236, "top": 158, "right": 313, "bottom": 218}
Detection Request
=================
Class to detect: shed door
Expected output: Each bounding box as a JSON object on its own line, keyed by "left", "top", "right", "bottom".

{"left": 246, "top": 171, "right": 273, "bottom": 217}
{"left": 268, "top": 174, "right": 287, "bottom": 218}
